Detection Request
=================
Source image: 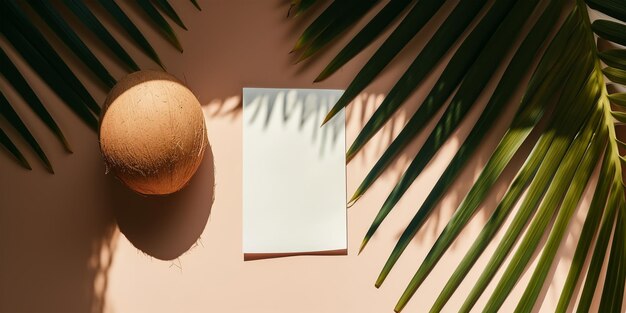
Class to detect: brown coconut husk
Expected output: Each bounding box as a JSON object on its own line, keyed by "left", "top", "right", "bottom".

{"left": 99, "top": 70, "right": 208, "bottom": 195}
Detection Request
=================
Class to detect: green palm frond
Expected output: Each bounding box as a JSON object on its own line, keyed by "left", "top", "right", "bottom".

{"left": 95, "top": 0, "right": 163, "bottom": 70}
{"left": 0, "top": 0, "right": 197, "bottom": 171}
{"left": 0, "top": 48, "right": 71, "bottom": 152}
{"left": 136, "top": 0, "right": 184, "bottom": 52}
{"left": 314, "top": 0, "right": 413, "bottom": 82}
{"left": 153, "top": 0, "right": 188, "bottom": 31}
{"left": 27, "top": 0, "right": 117, "bottom": 89}
{"left": 0, "top": 91, "right": 53, "bottom": 173}
{"left": 289, "top": 0, "right": 319, "bottom": 17}
{"left": 295, "top": 0, "right": 379, "bottom": 62}
{"left": 190, "top": 0, "right": 202, "bottom": 11}
{"left": 63, "top": 0, "right": 140, "bottom": 72}
{"left": 292, "top": 0, "right": 626, "bottom": 311}
{"left": 0, "top": 126, "right": 30, "bottom": 170}
{"left": 4, "top": 0, "right": 101, "bottom": 115}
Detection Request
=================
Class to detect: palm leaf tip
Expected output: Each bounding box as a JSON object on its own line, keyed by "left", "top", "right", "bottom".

{"left": 190, "top": 0, "right": 201, "bottom": 11}
{"left": 394, "top": 295, "right": 409, "bottom": 312}
{"left": 345, "top": 153, "right": 355, "bottom": 164}
{"left": 347, "top": 192, "right": 361, "bottom": 207}
{"left": 603, "top": 67, "right": 626, "bottom": 84}
{"left": 359, "top": 221, "right": 380, "bottom": 253}
{"left": 358, "top": 238, "right": 369, "bottom": 255}
{"left": 313, "top": 71, "right": 328, "bottom": 83}
{"left": 292, "top": 38, "right": 307, "bottom": 53}
{"left": 153, "top": 0, "right": 188, "bottom": 30}
{"left": 290, "top": 0, "right": 318, "bottom": 17}
{"left": 0, "top": 128, "right": 32, "bottom": 170}
{"left": 0, "top": 48, "right": 72, "bottom": 152}
{"left": 295, "top": 49, "right": 315, "bottom": 63}
{"left": 321, "top": 109, "right": 337, "bottom": 125}
{"left": 0, "top": 92, "right": 54, "bottom": 173}
{"left": 599, "top": 49, "right": 626, "bottom": 70}
{"left": 609, "top": 93, "right": 626, "bottom": 107}
{"left": 136, "top": 0, "right": 184, "bottom": 53}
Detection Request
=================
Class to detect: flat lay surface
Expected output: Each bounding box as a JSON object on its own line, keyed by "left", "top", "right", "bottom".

{"left": 0, "top": 1, "right": 620, "bottom": 312}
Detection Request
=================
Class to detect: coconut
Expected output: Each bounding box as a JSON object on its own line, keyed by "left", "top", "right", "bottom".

{"left": 99, "top": 70, "right": 207, "bottom": 195}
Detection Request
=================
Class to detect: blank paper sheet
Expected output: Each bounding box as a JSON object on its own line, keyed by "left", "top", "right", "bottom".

{"left": 242, "top": 88, "right": 347, "bottom": 260}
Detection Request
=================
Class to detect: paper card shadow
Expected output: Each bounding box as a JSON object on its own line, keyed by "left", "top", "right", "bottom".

{"left": 244, "top": 249, "right": 347, "bottom": 261}
{"left": 106, "top": 142, "right": 215, "bottom": 261}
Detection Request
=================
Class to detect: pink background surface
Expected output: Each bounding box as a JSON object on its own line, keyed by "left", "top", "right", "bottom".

{"left": 0, "top": 1, "right": 621, "bottom": 312}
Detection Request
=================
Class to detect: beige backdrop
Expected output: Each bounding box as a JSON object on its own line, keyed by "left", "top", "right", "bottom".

{"left": 0, "top": 1, "right": 619, "bottom": 312}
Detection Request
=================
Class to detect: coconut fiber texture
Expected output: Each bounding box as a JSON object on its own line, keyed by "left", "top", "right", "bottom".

{"left": 99, "top": 70, "right": 207, "bottom": 195}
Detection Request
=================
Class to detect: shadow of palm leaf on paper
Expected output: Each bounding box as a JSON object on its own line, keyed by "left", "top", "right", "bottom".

{"left": 291, "top": 0, "right": 626, "bottom": 311}
{"left": 0, "top": 0, "right": 200, "bottom": 172}
{"left": 244, "top": 88, "right": 345, "bottom": 157}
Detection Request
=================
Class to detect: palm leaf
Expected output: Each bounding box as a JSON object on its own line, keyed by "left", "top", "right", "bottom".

{"left": 2, "top": 0, "right": 101, "bottom": 115}
{"left": 292, "top": 0, "right": 626, "bottom": 311}
{"left": 441, "top": 48, "right": 599, "bottom": 313}
{"left": 576, "top": 177, "right": 622, "bottom": 312}
{"left": 0, "top": 48, "right": 71, "bottom": 152}
{"left": 0, "top": 92, "right": 53, "bottom": 173}
{"left": 0, "top": 126, "right": 31, "bottom": 170}
{"left": 597, "top": 206, "right": 625, "bottom": 313}
{"left": 345, "top": 0, "right": 488, "bottom": 163}
{"left": 26, "top": 0, "right": 117, "bottom": 89}
{"left": 296, "top": 0, "right": 379, "bottom": 62}
{"left": 96, "top": 0, "right": 165, "bottom": 68}
{"left": 360, "top": 0, "right": 542, "bottom": 252}
{"left": 321, "top": 0, "right": 446, "bottom": 124}
{"left": 314, "top": 0, "right": 414, "bottom": 82}
{"left": 378, "top": 0, "right": 571, "bottom": 290}
{"left": 555, "top": 151, "right": 614, "bottom": 312}
{"left": 136, "top": 0, "right": 183, "bottom": 52}
{"left": 592, "top": 19, "right": 626, "bottom": 46}
{"left": 63, "top": 0, "right": 140, "bottom": 71}
{"left": 1, "top": 18, "right": 99, "bottom": 130}
{"left": 586, "top": 0, "right": 626, "bottom": 21}
{"left": 289, "top": 0, "right": 319, "bottom": 17}
{"left": 1, "top": 0, "right": 190, "bottom": 170}
{"left": 600, "top": 49, "right": 626, "bottom": 70}
{"left": 487, "top": 112, "right": 606, "bottom": 312}
{"left": 428, "top": 22, "right": 590, "bottom": 308}
{"left": 153, "top": 0, "right": 188, "bottom": 30}
{"left": 610, "top": 92, "right": 626, "bottom": 107}
{"left": 190, "top": 0, "right": 202, "bottom": 11}
{"left": 603, "top": 66, "right": 626, "bottom": 84}
{"left": 291, "top": 0, "right": 363, "bottom": 53}
{"left": 348, "top": 0, "right": 514, "bottom": 204}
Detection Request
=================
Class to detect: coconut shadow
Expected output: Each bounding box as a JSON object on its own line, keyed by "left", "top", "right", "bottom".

{"left": 106, "top": 142, "right": 215, "bottom": 261}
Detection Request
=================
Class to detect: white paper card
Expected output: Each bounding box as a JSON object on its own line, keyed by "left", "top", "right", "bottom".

{"left": 243, "top": 88, "right": 347, "bottom": 259}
